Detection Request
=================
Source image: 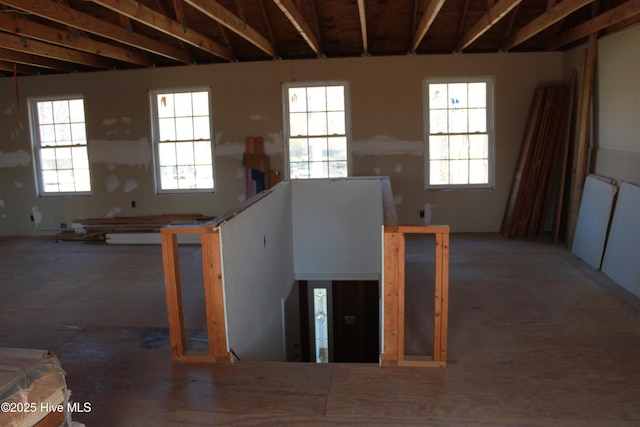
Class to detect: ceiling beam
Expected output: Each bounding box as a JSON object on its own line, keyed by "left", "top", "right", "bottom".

{"left": 184, "top": 0, "right": 277, "bottom": 58}
{"left": 457, "top": 0, "right": 522, "bottom": 51}
{"left": 410, "top": 0, "right": 447, "bottom": 52}
{"left": 258, "top": 0, "right": 277, "bottom": 49}
{"left": 172, "top": 0, "right": 186, "bottom": 31}
{"left": 0, "top": 32, "right": 114, "bottom": 69}
{"left": 91, "top": 0, "right": 234, "bottom": 61}
{"left": 0, "top": 58, "right": 41, "bottom": 75}
{"left": 502, "top": 0, "right": 594, "bottom": 51}
{"left": 0, "top": 47, "right": 77, "bottom": 72}
{"left": 0, "top": 0, "right": 191, "bottom": 63}
{"left": 0, "top": 12, "right": 153, "bottom": 66}
{"left": 272, "top": 0, "right": 322, "bottom": 56}
{"left": 549, "top": 0, "right": 640, "bottom": 49}
{"left": 357, "top": 0, "right": 368, "bottom": 54}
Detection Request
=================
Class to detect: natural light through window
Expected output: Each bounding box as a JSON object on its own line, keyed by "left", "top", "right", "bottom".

{"left": 284, "top": 83, "right": 349, "bottom": 179}
{"left": 152, "top": 89, "right": 214, "bottom": 192}
{"left": 425, "top": 78, "right": 494, "bottom": 188}
{"left": 31, "top": 97, "right": 91, "bottom": 195}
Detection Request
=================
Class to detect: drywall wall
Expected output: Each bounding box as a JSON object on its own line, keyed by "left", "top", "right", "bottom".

{"left": 1, "top": 50, "right": 568, "bottom": 235}
{"left": 571, "top": 175, "right": 617, "bottom": 269}
{"left": 601, "top": 182, "right": 640, "bottom": 298}
{"left": 291, "top": 178, "right": 382, "bottom": 280}
{"left": 592, "top": 25, "right": 640, "bottom": 186}
{"left": 219, "top": 182, "right": 294, "bottom": 361}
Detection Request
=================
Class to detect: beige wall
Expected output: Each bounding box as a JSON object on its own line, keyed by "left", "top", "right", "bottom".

{"left": 0, "top": 51, "right": 565, "bottom": 235}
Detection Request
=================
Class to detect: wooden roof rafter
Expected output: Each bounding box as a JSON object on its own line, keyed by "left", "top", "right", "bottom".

{"left": 0, "top": 31, "right": 114, "bottom": 69}
{"left": 91, "top": 0, "right": 234, "bottom": 62}
{"left": 0, "top": 0, "right": 192, "bottom": 64}
{"left": 357, "top": 0, "right": 368, "bottom": 54}
{"left": 549, "top": 0, "right": 640, "bottom": 49}
{"left": 0, "top": 58, "right": 40, "bottom": 75}
{"left": 172, "top": 0, "right": 187, "bottom": 32}
{"left": 183, "top": 0, "right": 277, "bottom": 59}
{"left": 499, "top": 3, "right": 520, "bottom": 50}
{"left": 457, "top": 0, "right": 522, "bottom": 51}
{"left": 502, "top": 0, "right": 596, "bottom": 51}
{"left": 258, "top": 0, "right": 278, "bottom": 54}
{"left": 410, "top": 0, "right": 448, "bottom": 53}
{"left": 453, "top": 0, "right": 471, "bottom": 51}
{"left": 0, "top": 12, "right": 153, "bottom": 66}
{"left": 0, "top": 47, "right": 76, "bottom": 72}
{"left": 272, "top": 0, "right": 323, "bottom": 57}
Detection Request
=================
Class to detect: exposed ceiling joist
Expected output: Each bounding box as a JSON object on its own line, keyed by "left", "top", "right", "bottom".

{"left": 0, "top": 12, "right": 153, "bottom": 66}
{"left": 457, "top": 0, "right": 523, "bottom": 51}
{"left": 272, "top": 0, "right": 323, "bottom": 56}
{"left": 411, "top": 0, "right": 447, "bottom": 52}
{"left": 357, "top": 0, "right": 368, "bottom": 54}
{"left": 0, "top": 32, "right": 113, "bottom": 69}
{"left": 503, "top": 0, "right": 595, "bottom": 50}
{"left": 183, "top": 0, "right": 277, "bottom": 58}
{"left": 0, "top": 58, "right": 40, "bottom": 75}
{"left": 549, "top": 0, "right": 640, "bottom": 49}
{"left": 0, "top": 46, "right": 80, "bottom": 72}
{"left": 91, "top": 0, "right": 234, "bottom": 61}
{"left": 173, "top": 0, "right": 186, "bottom": 27}
{"left": 0, "top": 0, "right": 191, "bottom": 63}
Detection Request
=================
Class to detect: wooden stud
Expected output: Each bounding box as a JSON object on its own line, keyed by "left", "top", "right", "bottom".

{"left": 381, "top": 229, "right": 400, "bottom": 365}
{"left": 383, "top": 225, "right": 450, "bottom": 367}
{"left": 201, "top": 228, "right": 231, "bottom": 362}
{"left": 160, "top": 231, "right": 187, "bottom": 359}
{"left": 397, "top": 232, "right": 407, "bottom": 364}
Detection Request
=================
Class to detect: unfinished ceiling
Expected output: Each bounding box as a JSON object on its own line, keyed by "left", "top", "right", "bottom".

{"left": 0, "top": 0, "right": 638, "bottom": 78}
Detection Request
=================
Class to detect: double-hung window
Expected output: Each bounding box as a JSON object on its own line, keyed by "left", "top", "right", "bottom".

{"left": 424, "top": 77, "right": 494, "bottom": 188}
{"left": 150, "top": 88, "right": 214, "bottom": 193}
{"left": 30, "top": 96, "right": 91, "bottom": 195}
{"left": 283, "top": 82, "right": 350, "bottom": 179}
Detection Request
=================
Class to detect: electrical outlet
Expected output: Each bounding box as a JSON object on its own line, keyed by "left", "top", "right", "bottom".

{"left": 131, "top": 200, "right": 136, "bottom": 208}
{"left": 419, "top": 210, "right": 425, "bottom": 218}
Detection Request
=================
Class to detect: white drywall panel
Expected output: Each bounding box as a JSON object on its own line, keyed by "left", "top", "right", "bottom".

{"left": 291, "top": 178, "right": 382, "bottom": 279}
{"left": 601, "top": 182, "right": 640, "bottom": 298}
{"left": 571, "top": 175, "right": 617, "bottom": 269}
{"left": 220, "top": 183, "right": 294, "bottom": 361}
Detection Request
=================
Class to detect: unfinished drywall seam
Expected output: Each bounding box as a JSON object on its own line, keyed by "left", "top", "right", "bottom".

{"left": 0, "top": 150, "right": 31, "bottom": 168}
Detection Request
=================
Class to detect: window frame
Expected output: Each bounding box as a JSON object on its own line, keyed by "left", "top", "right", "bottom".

{"left": 29, "top": 95, "right": 92, "bottom": 197}
{"left": 423, "top": 76, "right": 495, "bottom": 190}
{"left": 149, "top": 87, "right": 216, "bottom": 194}
{"left": 282, "top": 81, "right": 352, "bottom": 179}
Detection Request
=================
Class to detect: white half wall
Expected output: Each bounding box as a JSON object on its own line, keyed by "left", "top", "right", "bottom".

{"left": 219, "top": 182, "right": 294, "bottom": 361}
{"left": 291, "top": 178, "right": 383, "bottom": 280}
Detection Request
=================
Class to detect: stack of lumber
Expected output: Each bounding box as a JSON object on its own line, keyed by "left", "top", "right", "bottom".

{"left": 501, "top": 85, "right": 569, "bottom": 238}
{"left": 57, "top": 214, "right": 214, "bottom": 242}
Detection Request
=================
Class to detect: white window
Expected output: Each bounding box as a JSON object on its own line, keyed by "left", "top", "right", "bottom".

{"left": 30, "top": 97, "right": 91, "bottom": 195}
{"left": 283, "top": 82, "right": 350, "bottom": 179}
{"left": 424, "top": 77, "right": 494, "bottom": 188}
{"left": 150, "top": 88, "right": 214, "bottom": 193}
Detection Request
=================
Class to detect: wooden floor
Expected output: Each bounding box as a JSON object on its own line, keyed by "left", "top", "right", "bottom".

{"left": 1, "top": 234, "right": 640, "bottom": 426}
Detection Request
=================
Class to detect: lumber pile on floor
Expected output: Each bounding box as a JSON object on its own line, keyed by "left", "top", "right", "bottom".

{"left": 57, "top": 214, "right": 214, "bottom": 242}
{"left": 501, "top": 85, "right": 570, "bottom": 238}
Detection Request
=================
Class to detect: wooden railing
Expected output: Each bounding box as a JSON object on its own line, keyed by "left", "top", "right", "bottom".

{"left": 161, "top": 224, "right": 231, "bottom": 362}
{"left": 160, "top": 178, "right": 450, "bottom": 366}
{"left": 382, "top": 225, "right": 450, "bottom": 367}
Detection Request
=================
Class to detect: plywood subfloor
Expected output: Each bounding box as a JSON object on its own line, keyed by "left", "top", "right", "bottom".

{"left": 1, "top": 234, "right": 640, "bottom": 426}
